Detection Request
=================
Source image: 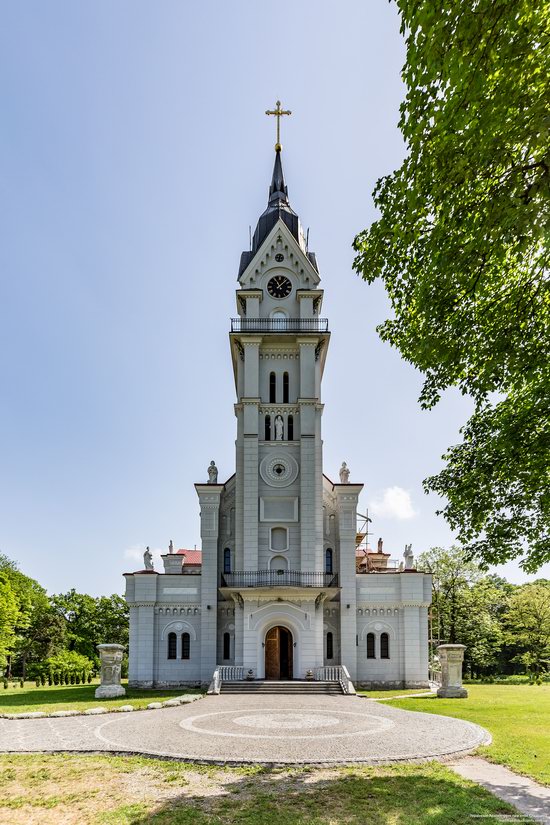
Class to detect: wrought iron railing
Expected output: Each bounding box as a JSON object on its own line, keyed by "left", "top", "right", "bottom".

{"left": 231, "top": 318, "right": 329, "bottom": 333}
{"left": 221, "top": 571, "right": 338, "bottom": 588}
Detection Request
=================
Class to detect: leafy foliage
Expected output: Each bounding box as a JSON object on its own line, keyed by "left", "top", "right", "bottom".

{"left": 504, "top": 582, "right": 550, "bottom": 678}
{"left": 353, "top": 1, "right": 550, "bottom": 571}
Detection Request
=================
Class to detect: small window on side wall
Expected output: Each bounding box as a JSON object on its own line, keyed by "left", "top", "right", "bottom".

{"left": 167, "top": 632, "right": 177, "bottom": 659}
{"left": 325, "top": 548, "right": 333, "bottom": 574}
{"left": 223, "top": 632, "right": 231, "bottom": 660}
{"left": 224, "top": 547, "right": 231, "bottom": 574}
{"left": 366, "top": 632, "right": 375, "bottom": 659}
{"left": 326, "top": 631, "right": 333, "bottom": 660}
{"left": 265, "top": 414, "right": 271, "bottom": 440}
{"left": 181, "top": 632, "right": 190, "bottom": 660}
{"left": 380, "top": 632, "right": 390, "bottom": 659}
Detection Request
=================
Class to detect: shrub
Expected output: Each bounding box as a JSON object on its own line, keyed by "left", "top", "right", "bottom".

{"left": 75, "top": 673, "right": 80, "bottom": 685}
{"left": 3, "top": 678, "right": 8, "bottom": 689}
{"left": 87, "top": 673, "right": 92, "bottom": 684}
{"left": 35, "top": 677, "right": 40, "bottom": 687}
{"left": 19, "top": 679, "right": 24, "bottom": 688}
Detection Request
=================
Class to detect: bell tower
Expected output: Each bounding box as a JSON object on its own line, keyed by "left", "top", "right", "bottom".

{"left": 229, "top": 143, "right": 330, "bottom": 581}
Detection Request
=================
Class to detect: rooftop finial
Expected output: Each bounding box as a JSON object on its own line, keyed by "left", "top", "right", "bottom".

{"left": 265, "top": 99, "right": 292, "bottom": 152}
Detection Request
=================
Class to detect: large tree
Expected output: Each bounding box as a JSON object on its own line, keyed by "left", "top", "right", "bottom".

{"left": 353, "top": 1, "right": 549, "bottom": 572}
{"left": 504, "top": 581, "right": 550, "bottom": 678}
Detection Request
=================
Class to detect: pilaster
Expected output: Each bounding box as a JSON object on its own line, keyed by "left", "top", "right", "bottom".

{"left": 334, "top": 483, "right": 363, "bottom": 679}
{"left": 195, "top": 483, "right": 223, "bottom": 681}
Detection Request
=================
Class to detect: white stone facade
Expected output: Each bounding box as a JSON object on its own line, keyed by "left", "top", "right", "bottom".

{"left": 125, "top": 150, "right": 431, "bottom": 689}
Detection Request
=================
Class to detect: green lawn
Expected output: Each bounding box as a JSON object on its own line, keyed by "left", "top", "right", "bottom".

{"left": 358, "top": 688, "right": 433, "bottom": 699}
{"left": 0, "top": 681, "right": 201, "bottom": 714}
{"left": 388, "top": 684, "right": 550, "bottom": 785}
{"left": 0, "top": 753, "right": 528, "bottom": 825}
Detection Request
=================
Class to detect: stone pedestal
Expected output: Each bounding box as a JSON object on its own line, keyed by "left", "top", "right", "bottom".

{"left": 436, "top": 644, "right": 468, "bottom": 698}
{"left": 95, "top": 644, "right": 126, "bottom": 699}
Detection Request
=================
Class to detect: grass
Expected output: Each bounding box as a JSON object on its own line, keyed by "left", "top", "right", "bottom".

{"left": 358, "top": 688, "right": 432, "bottom": 699}
{"left": 0, "top": 753, "right": 529, "bottom": 825}
{"left": 387, "top": 684, "right": 550, "bottom": 785}
{"left": 0, "top": 680, "right": 202, "bottom": 714}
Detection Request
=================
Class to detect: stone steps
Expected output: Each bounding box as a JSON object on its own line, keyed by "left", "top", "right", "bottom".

{"left": 220, "top": 680, "right": 344, "bottom": 695}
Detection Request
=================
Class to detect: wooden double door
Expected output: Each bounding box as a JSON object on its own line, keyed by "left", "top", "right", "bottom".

{"left": 264, "top": 626, "right": 293, "bottom": 680}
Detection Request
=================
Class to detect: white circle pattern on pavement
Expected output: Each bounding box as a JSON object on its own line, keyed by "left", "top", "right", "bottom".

{"left": 233, "top": 713, "right": 340, "bottom": 730}
{"left": 177, "top": 708, "right": 395, "bottom": 740}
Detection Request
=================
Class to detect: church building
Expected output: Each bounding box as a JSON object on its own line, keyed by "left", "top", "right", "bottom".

{"left": 125, "top": 113, "right": 431, "bottom": 691}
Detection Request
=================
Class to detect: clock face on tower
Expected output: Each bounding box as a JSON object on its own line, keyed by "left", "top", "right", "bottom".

{"left": 267, "top": 275, "right": 292, "bottom": 299}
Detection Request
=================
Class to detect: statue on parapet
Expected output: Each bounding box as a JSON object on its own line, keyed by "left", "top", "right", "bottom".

{"left": 168, "top": 539, "right": 174, "bottom": 554}
{"left": 143, "top": 546, "right": 154, "bottom": 570}
{"left": 339, "top": 462, "right": 350, "bottom": 484}
{"left": 207, "top": 460, "right": 218, "bottom": 484}
{"left": 404, "top": 543, "right": 414, "bottom": 570}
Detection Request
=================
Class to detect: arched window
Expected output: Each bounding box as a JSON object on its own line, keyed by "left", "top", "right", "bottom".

{"left": 380, "top": 632, "right": 390, "bottom": 659}
{"left": 269, "top": 372, "right": 276, "bottom": 403}
{"left": 325, "top": 548, "right": 333, "bottom": 574}
{"left": 283, "top": 371, "right": 289, "bottom": 403}
{"left": 265, "top": 414, "right": 271, "bottom": 441}
{"left": 167, "top": 632, "right": 177, "bottom": 659}
{"left": 366, "top": 633, "right": 376, "bottom": 659}
{"left": 223, "top": 632, "right": 231, "bottom": 660}
{"left": 181, "top": 632, "right": 190, "bottom": 660}
{"left": 223, "top": 547, "right": 231, "bottom": 574}
{"left": 287, "top": 414, "right": 294, "bottom": 441}
{"left": 326, "top": 631, "right": 334, "bottom": 660}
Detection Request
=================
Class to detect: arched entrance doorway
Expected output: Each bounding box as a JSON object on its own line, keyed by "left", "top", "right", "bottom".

{"left": 264, "top": 626, "right": 293, "bottom": 680}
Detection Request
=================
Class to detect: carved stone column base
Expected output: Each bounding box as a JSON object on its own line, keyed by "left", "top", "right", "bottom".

{"left": 437, "top": 686, "right": 468, "bottom": 699}
{"left": 95, "top": 684, "right": 126, "bottom": 699}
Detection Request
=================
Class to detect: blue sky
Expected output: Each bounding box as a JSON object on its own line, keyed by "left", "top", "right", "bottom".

{"left": 1, "top": 1, "right": 546, "bottom": 596}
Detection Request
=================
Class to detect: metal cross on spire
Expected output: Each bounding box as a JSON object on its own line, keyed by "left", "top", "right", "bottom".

{"left": 265, "top": 100, "right": 292, "bottom": 152}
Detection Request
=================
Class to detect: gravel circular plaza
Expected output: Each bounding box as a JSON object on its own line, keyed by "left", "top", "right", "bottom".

{"left": 0, "top": 693, "right": 490, "bottom": 765}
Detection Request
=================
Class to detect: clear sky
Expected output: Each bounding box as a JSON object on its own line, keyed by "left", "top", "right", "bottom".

{"left": 1, "top": 1, "right": 547, "bottom": 596}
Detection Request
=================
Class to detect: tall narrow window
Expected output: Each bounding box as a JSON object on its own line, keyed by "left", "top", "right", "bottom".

{"left": 326, "top": 632, "right": 334, "bottom": 660}
{"left": 366, "top": 633, "right": 375, "bottom": 659}
{"left": 223, "top": 632, "right": 231, "bottom": 660}
{"left": 287, "top": 415, "right": 294, "bottom": 441}
{"left": 283, "top": 371, "right": 289, "bottom": 403}
{"left": 325, "top": 548, "right": 333, "bottom": 574}
{"left": 265, "top": 415, "right": 271, "bottom": 440}
{"left": 269, "top": 372, "right": 276, "bottom": 403}
{"left": 223, "top": 548, "right": 231, "bottom": 574}
{"left": 181, "top": 632, "right": 190, "bottom": 660}
{"left": 167, "top": 632, "right": 177, "bottom": 659}
{"left": 380, "top": 632, "right": 390, "bottom": 659}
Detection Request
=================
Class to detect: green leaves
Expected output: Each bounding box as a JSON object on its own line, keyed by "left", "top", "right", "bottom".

{"left": 354, "top": 1, "right": 550, "bottom": 570}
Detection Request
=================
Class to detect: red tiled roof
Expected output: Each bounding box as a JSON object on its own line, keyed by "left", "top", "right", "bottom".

{"left": 176, "top": 549, "right": 202, "bottom": 565}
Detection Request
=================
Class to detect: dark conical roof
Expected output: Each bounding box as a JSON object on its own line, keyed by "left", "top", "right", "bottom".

{"left": 238, "top": 149, "right": 318, "bottom": 278}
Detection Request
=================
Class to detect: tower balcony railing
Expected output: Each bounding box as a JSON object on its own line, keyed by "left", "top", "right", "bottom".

{"left": 231, "top": 318, "right": 329, "bottom": 333}
{"left": 220, "top": 570, "right": 338, "bottom": 588}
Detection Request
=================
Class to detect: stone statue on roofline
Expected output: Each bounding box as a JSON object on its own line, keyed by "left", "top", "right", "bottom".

{"left": 143, "top": 547, "right": 154, "bottom": 570}
{"left": 404, "top": 543, "right": 414, "bottom": 570}
{"left": 339, "top": 461, "right": 350, "bottom": 484}
{"left": 207, "top": 460, "right": 218, "bottom": 484}
{"left": 168, "top": 540, "right": 174, "bottom": 554}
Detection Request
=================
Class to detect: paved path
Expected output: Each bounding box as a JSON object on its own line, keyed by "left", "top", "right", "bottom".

{"left": 0, "top": 693, "right": 489, "bottom": 765}
{"left": 450, "top": 757, "right": 550, "bottom": 825}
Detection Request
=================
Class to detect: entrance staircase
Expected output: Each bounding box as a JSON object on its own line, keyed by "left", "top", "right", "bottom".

{"left": 209, "top": 665, "right": 355, "bottom": 696}
{"left": 220, "top": 679, "right": 344, "bottom": 695}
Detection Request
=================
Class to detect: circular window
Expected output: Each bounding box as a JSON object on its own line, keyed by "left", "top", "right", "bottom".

{"left": 259, "top": 454, "right": 299, "bottom": 488}
{"left": 275, "top": 253, "right": 284, "bottom": 262}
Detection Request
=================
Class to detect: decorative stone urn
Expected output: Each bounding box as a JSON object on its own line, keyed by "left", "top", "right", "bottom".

{"left": 436, "top": 644, "right": 468, "bottom": 698}
{"left": 95, "top": 644, "right": 126, "bottom": 699}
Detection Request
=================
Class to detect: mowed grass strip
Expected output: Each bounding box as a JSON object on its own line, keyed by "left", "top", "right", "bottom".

{"left": 0, "top": 753, "right": 527, "bottom": 825}
{"left": 388, "top": 684, "right": 550, "bottom": 785}
{"left": 0, "top": 681, "right": 201, "bottom": 714}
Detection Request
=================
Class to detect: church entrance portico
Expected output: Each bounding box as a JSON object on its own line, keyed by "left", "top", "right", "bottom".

{"left": 265, "top": 625, "right": 293, "bottom": 680}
